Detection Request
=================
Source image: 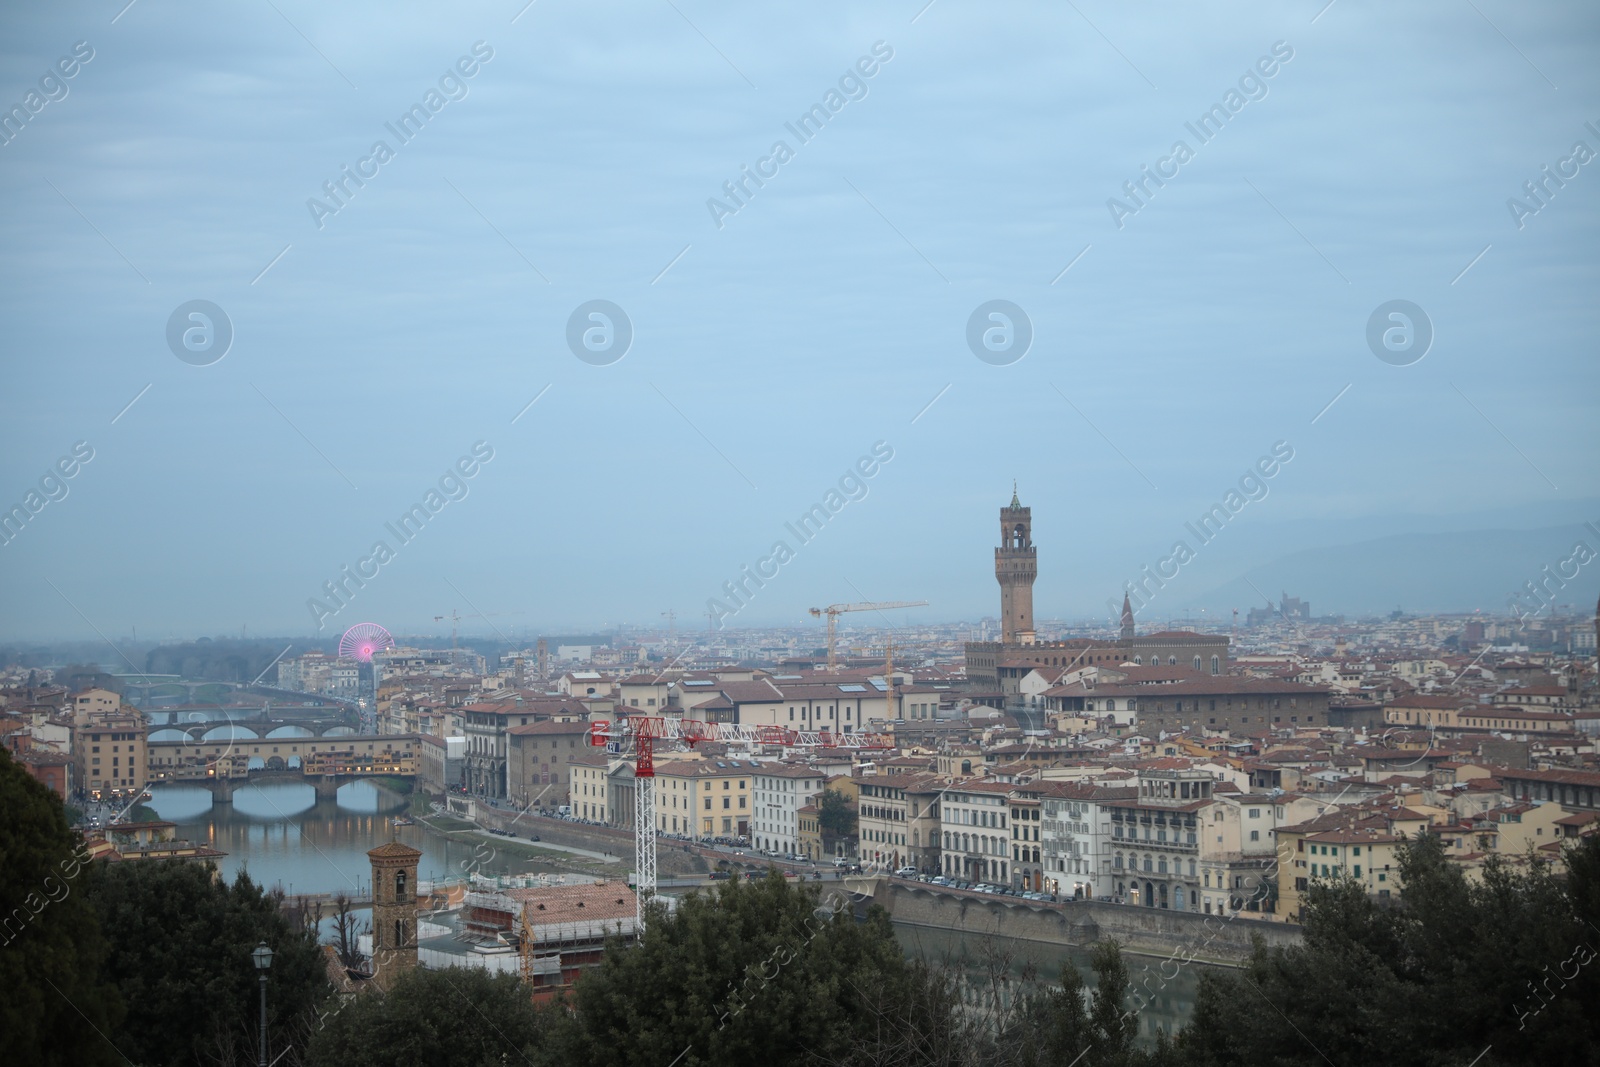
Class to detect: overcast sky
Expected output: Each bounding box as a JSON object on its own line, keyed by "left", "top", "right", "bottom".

{"left": 2, "top": 0, "right": 1596, "bottom": 646}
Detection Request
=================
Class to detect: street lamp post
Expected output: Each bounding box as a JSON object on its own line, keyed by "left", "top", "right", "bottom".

{"left": 251, "top": 941, "right": 273, "bottom": 1067}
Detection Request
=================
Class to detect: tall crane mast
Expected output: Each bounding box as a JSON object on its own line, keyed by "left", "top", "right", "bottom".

{"left": 585, "top": 715, "right": 895, "bottom": 935}
{"left": 808, "top": 600, "right": 928, "bottom": 669}
{"left": 883, "top": 636, "right": 896, "bottom": 720}
{"left": 433, "top": 608, "right": 521, "bottom": 649}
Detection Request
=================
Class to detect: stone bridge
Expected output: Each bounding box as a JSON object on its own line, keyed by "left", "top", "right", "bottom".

{"left": 147, "top": 734, "right": 420, "bottom": 804}
{"left": 145, "top": 719, "right": 362, "bottom": 743}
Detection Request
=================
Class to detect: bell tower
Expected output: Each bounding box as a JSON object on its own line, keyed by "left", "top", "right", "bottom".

{"left": 367, "top": 840, "right": 422, "bottom": 986}
{"left": 995, "top": 484, "right": 1037, "bottom": 643}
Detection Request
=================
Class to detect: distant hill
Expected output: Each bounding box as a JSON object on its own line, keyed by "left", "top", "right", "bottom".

{"left": 1188, "top": 523, "right": 1600, "bottom": 618}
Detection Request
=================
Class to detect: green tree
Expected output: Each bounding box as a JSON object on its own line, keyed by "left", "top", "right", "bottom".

{"left": 308, "top": 966, "right": 548, "bottom": 1066}
{"left": 89, "top": 860, "right": 331, "bottom": 1066}
{"left": 551, "top": 873, "right": 918, "bottom": 1066}
{"left": 0, "top": 747, "right": 122, "bottom": 1066}
{"left": 818, "top": 787, "right": 857, "bottom": 837}
{"left": 1004, "top": 940, "right": 1176, "bottom": 1067}
{"left": 1176, "top": 832, "right": 1600, "bottom": 1067}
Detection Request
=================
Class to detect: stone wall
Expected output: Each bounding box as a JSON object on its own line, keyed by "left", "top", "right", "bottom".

{"left": 470, "top": 809, "right": 710, "bottom": 878}
{"left": 875, "top": 880, "right": 1301, "bottom": 964}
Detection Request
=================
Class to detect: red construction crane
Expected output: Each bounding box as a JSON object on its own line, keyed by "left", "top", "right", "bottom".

{"left": 586, "top": 714, "right": 894, "bottom": 934}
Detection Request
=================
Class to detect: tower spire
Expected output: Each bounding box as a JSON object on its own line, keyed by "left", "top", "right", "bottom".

{"left": 1120, "top": 591, "right": 1135, "bottom": 641}
{"left": 1011, "top": 480, "right": 1020, "bottom": 508}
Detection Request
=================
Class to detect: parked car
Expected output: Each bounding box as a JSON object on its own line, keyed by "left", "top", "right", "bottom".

{"left": 527, "top": 834, "right": 540, "bottom": 841}
{"left": 709, "top": 870, "right": 732, "bottom": 880}
{"left": 894, "top": 866, "right": 918, "bottom": 878}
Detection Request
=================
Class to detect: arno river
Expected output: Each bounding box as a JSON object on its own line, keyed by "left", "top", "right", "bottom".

{"left": 144, "top": 781, "right": 560, "bottom": 896}
{"left": 146, "top": 781, "right": 1201, "bottom": 1037}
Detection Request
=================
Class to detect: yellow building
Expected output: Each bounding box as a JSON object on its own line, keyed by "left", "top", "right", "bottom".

{"left": 570, "top": 752, "right": 611, "bottom": 823}
{"left": 1277, "top": 812, "right": 1405, "bottom": 920}
{"left": 1382, "top": 695, "right": 1465, "bottom": 728}
{"left": 1442, "top": 800, "right": 1572, "bottom": 874}
{"left": 798, "top": 803, "right": 823, "bottom": 859}
{"left": 652, "top": 758, "right": 755, "bottom": 839}
{"left": 1456, "top": 708, "right": 1573, "bottom": 733}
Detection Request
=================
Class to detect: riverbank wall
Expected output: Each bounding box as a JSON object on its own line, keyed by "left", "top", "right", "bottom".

{"left": 869, "top": 878, "right": 1301, "bottom": 965}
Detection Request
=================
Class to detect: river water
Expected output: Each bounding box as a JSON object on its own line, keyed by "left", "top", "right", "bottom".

{"left": 144, "top": 781, "right": 564, "bottom": 896}
{"left": 145, "top": 782, "right": 1201, "bottom": 1034}
{"left": 894, "top": 921, "right": 1204, "bottom": 1044}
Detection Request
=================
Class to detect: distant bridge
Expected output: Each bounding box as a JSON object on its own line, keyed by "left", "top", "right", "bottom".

{"left": 145, "top": 718, "right": 362, "bottom": 743}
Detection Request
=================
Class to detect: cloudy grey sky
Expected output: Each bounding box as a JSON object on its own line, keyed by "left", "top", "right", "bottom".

{"left": 2, "top": 0, "right": 1596, "bottom": 644}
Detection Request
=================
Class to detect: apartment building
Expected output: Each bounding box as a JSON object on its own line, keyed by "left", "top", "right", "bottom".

{"left": 570, "top": 752, "right": 612, "bottom": 823}
{"left": 1106, "top": 768, "right": 1211, "bottom": 911}
{"left": 858, "top": 772, "right": 917, "bottom": 872}
{"left": 939, "top": 779, "right": 1014, "bottom": 883}
{"left": 1276, "top": 809, "right": 1405, "bottom": 920}
{"left": 1033, "top": 779, "right": 1138, "bottom": 899}
{"left": 1197, "top": 791, "right": 1280, "bottom": 917}
{"left": 652, "top": 758, "right": 756, "bottom": 838}
{"left": 462, "top": 697, "right": 587, "bottom": 798}
{"left": 73, "top": 707, "right": 147, "bottom": 799}
{"left": 506, "top": 719, "right": 592, "bottom": 809}
{"left": 752, "top": 763, "right": 826, "bottom": 855}
{"left": 1008, "top": 793, "right": 1042, "bottom": 890}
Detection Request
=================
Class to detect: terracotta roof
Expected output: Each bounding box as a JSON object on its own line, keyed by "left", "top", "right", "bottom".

{"left": 1496, "top": 766, "right": 1600, "bottom": 787}
{"left": 493, "top": 880, "right": 637, "bottom": 926}
{"left": 367, "top": 841, "right": 424, "bottom": 859}
{"left": 508, "top": 719, "right": 593, "bottom": 736}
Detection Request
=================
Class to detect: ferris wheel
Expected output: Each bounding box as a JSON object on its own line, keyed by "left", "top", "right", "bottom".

{"left": 339, "top": 622, "right": 394, "bottom": 662}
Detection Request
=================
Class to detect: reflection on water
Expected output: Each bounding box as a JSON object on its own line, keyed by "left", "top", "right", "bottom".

{"left": 145, "top": 781, "right": 563, "bottom": 897}
{"left": 893, "top": 921, "right": 1203, "bottom": 1044}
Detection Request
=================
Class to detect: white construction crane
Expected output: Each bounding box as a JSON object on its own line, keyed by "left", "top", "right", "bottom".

{"left": 808, "top": 600, "right": 927, "bottom": 669}
{"left": 585, "top": 715, "right": 895, "bottom": 935}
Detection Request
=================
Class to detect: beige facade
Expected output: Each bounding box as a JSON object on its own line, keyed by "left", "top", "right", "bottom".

{"left": 859, "top": 773, "right": 916, "bottom": 872}
{"left": 506, "top": 719, "right": 591, "bottom": 809}
{"left": 653, "top": 758, "right": 755, "bottom": 838}
{"left": 74, "top": 709, "right": 146, "bottom": 798}
{"left": 1107, "top": 770, "right": 1210, "bottom": 912}
{"left": 1197, "top": 792, "right": 1279, "bottom": 917}
{"left": 570, "top": 753, "right": 611, "bottom": 822}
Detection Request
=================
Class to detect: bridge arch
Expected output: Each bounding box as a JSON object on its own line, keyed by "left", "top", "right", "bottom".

{"left": 148, "top": 728, "right": 190, "bottom": 743}
{"left": 266, "top": 725, "right": 314, "bottom": 739}
{"left": 203, "top": 725, "right": 259, "bottom": 742}
{"left": 323, "top": 726, "right": 357, "bottom": 737}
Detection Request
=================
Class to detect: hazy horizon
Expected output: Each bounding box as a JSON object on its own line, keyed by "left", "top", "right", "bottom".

{"left": 4, "top": 1, "right": 1596, "bottom": 645}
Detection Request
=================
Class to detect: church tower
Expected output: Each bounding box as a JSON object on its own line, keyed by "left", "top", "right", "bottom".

{"left": 367, "top": 840, "right": 422, "bottom": 986}
{"left": 1120, "top": 592, "right": 1135, "bottom": 642}
{"left": 995, "top": 485, "right": 1037, "bottom": 643}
